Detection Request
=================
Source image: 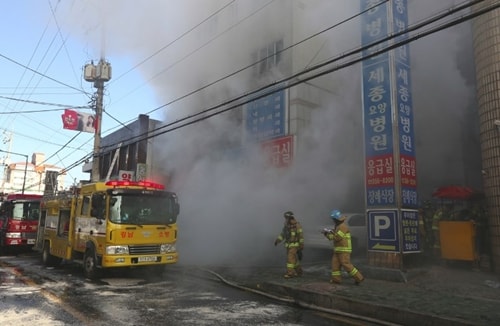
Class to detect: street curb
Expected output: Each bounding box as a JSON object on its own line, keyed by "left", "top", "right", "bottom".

{"left": 256, "top": 281, "right": 478, "bottom": 326}
{"left": 360, "top": 265, "right": 427, "bottom": 283}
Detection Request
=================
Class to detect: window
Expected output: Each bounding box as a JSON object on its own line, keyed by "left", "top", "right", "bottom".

{"left": 58, "top": 210, "right": 70, "bottom": 236}
{"left": 91, "top": 193, "right": 105, "bottom": 219}
{"left": 107, "top": 193, "right": 178, "bottom": 225}
{"left": 11, "top": 201, "right": 40, "bottom": 221}
{"left": 81, "top": 196, "right": 90, "bottom": 216}
{"left": 253, "top": 39, "right": 284, "bottom": 76}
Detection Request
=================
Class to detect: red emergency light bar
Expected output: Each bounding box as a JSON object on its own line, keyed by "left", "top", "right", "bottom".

{"left": 105, "top": 180, "right": 165, "bottom": 190}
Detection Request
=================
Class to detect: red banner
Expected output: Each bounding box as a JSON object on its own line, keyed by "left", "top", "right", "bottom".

{"left": 61, "top": 109, "right": 97, "bottom": 133}
{"left": 365, "top": 154, "right": 395, "bottom": 187}
{"left": 261, "top": 135, "right": 294, "bottom": 168}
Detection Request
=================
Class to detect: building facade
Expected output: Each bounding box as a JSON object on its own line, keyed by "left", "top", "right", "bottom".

{"left": 89, "top": 1, "right": 500, "bottom": 272}
{"left": 473, "top": 2, "right": 500, "bottom": 273}
{"left": 86, "top": 114, "right": 163, "bottom": 184}
{"left": 0, "top": 152, "right": 66, "bottom": 195}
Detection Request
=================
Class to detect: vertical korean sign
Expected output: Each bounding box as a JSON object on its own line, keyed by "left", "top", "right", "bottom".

{"left": 245, "top": 85, "right": 286, "bottom": 142}
{"left": 361, "top": 0, "right": 395, "bottom": 207}
{"left": 393, "top": 0, "right": 417, "bottom": 209}
{"left": 361, "top": 0, "right": 419, "bottom": 253}
{"left": 393, "top": 0, "right": 419, "bottom": 252}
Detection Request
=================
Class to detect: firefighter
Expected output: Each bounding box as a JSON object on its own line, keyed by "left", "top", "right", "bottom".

{"left": 274, "top": 211, "right": 304, "bottom": 278}
{"left": 323, "top": 209, "right": 364, "bottom": 285}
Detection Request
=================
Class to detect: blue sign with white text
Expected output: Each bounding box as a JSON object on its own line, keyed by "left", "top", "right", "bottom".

{"left": 245, "top": 87, "right": 285, "bottom": 142}
{"left": 367, "top": 209, "right": 399, "bottom": 252}
{"left": 401, "top": 209, "right": 421, "bottom": 252}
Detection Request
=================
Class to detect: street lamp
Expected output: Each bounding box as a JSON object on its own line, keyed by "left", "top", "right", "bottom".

{"left": 0, "top": 149, "right": 28, "bottom": 194}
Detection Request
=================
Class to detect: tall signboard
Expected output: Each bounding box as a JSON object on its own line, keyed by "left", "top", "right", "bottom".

{"left": 245, "top": 85, "right": 293, "bottom": 168}
{"left": 361, "top": 0, "right": 419, "bottom": 255}
{"left": 245, "top": 86, "right": 286, "bottom": 142}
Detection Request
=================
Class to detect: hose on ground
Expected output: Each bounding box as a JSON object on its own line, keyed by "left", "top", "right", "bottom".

{"left": 201, "top": 268, "right": 401, "bottom": 326}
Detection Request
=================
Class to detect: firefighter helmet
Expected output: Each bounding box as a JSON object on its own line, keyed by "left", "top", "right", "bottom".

{"left": 284, "top": 211, "right": 294, "bottom": 218}
{"left": 330, "top": 209, "right": 345, "bottom": 221}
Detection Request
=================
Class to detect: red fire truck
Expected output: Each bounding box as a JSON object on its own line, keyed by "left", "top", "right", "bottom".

{"left": 0, "top": 193, "right": 42, "bottom": 253}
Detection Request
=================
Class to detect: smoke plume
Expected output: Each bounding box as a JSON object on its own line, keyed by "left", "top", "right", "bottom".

{"left": 57, "top": 0, "right": 481, "bottom": 266}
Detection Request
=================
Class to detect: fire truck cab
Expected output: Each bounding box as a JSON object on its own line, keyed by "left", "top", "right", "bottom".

{"left": 0, "top": 193, "right": 42, "bottom": 254}
{"left": 35, "top": 180, "right": 179, "bottom": 279}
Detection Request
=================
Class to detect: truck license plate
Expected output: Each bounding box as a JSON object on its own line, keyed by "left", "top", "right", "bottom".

{"left": 138, "top": 256, "right": 157, "bottom": 262}
{"left": 27, "top": 239, "right": 36, "bottom": 245}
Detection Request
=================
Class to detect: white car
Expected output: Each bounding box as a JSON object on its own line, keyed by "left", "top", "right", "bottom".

{"left": 306, "top": 213, "right": 367, "bottom": 254}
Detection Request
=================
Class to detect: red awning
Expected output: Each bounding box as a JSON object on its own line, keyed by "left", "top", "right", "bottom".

{"left": 431, "top": 186, "right": 475, "bottom": 200}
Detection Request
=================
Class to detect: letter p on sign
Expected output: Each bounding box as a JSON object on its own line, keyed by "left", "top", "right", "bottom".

{"left": 374, "top": 215, "right": 391, "bottom": 237}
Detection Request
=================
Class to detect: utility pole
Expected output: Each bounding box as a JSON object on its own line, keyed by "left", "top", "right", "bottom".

{"left": 84, "top": 59, "right": 111, "bottom": 182}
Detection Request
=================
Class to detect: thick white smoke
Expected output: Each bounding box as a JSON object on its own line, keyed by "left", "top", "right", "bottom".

{"left": 55, "top": 0, "right": 480, "bottom": 266}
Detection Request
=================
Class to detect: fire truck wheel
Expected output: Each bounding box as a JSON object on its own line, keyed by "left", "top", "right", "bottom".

{"left": 83, "top": 248, "right": 100, "bottom": 280}
{"left": 42, "top": 242, "right": 62, "bottom": 267}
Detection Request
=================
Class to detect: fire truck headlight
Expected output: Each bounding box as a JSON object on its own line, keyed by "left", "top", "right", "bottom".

{"left": 106, "top": 245, "right": 129, "bottom": 255}
{"left": 6, "top": 232, "right": 22, "bottom": 238}
{"left": 160, "top": 244, "right": 176, "bottom": 253}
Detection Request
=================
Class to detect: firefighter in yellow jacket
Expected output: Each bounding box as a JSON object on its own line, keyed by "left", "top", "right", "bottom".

{"left": 274, "top": 211, "right": 304, "bottom": 278}
{"left": 323, "top": 209, "right": 364, "bottom": 285}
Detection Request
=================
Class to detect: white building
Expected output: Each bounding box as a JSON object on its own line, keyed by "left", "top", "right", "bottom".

{"left": 0, "top": 152, "right": 65, "bottom": 195}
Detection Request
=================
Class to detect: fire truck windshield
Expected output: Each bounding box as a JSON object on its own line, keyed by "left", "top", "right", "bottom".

{"left": 11, "top": 201, "right": 41, "bottom": 221}
{"left": 108, "top": 194, "right": 178, "bottom": 225}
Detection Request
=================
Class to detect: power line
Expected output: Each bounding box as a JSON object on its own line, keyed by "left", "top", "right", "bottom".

{"left": 0, "top": 34, "right": 93, "bottom": 160}
{"left": 0, "top": 53, "right": 90, "bottom": 95}
{"left": 15, "top": 0, "right": 332, "bottom": 180}
{"left": 106, "top": 0, "right": 275, "bottom": 116}
{"left": 0, "top": 53, "right": 91, "bottom": 95}
{"left": 0, "top": 95, "right": 90, "bottom": 111}
{"left": 108, "top": 0, "right": 237, "bottom": 87}
{"left": 48, "top": 0, "right": 84, "bottom": 93}
{"left": 46, "top": 0, "right": 492, "bottom": 179}
{"left": 141, "top": 0, "right": 389, "bottom": 118}
{"left": 66, "top": 1, "right": 242, "bottom": 151}
{"left": 97, "top": 0, "right": 488, "bottom": 155}
{"left": 36, "top": 131, "right": 83, "bottom": 167}
{"left": 97, "top": 0, "right": 389, "bottom": 140}
{"left": 0, "top": 8, "right": 55, "bottom": 129}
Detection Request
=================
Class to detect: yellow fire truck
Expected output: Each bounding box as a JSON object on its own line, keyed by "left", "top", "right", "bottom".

{"left": 35, "top": 180, "right": 179, "bottom": 279}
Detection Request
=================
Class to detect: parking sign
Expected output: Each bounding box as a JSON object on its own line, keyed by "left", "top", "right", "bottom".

{"left": 367, "top": 209, "right": 399, "bottom": 252}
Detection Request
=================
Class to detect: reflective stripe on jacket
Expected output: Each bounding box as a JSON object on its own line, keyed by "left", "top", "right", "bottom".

{"left": 277, "top": 219, "right": 304, "bottom": 248}
{"left": 327, "top": 223, "right": 352, "bottom": 253}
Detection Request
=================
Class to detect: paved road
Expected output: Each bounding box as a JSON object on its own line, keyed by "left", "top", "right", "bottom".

{"left": 0, "top": 262, "right": 82, "bottom": 325}
{"left": 1, "top": 252, "right": 369, "bottom": 325}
